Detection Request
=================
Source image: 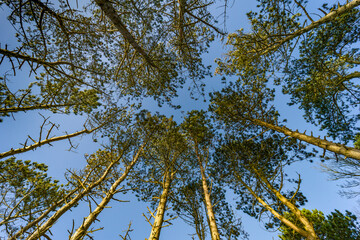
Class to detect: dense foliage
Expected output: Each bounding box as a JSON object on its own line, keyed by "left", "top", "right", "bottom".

{"left": 279, "top": 209, "right": 360, "bottom": 240}
{"left": 0, "top": 158, "right": 65, "bottom": 236}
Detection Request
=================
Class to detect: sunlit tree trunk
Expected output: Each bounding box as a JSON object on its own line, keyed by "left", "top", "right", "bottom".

{"left": 195, "top": 146, "right": 220, "bottom": 240}
{"left": 252, "top": 119, "right": 360, "bottom": 160}
{"left": 69, "top": 147, "right": 144, "bottom": 240}
{"left": 25, "top": 153, "right": 123, "bottom": 240}
{"left": 148, "top": 172, "right": 173, "bottom": 240}
{"left": 252, "top": 168, "right": 319, "bottom": 240}
{"left": 235, "top": 170, "right": 320, "bottom": 240}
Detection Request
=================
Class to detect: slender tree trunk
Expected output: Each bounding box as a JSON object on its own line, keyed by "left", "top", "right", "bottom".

{"left": 235, "top": 175, "right": 317, "bottom": 239}
{"left": 252, "top": 119, "right": 360, "bottom": 160}
{"left": 195, "top": 211, "right": 206, "bottom": 240}
{"left": 251, "top": 168, "right": 319, "bottom": 240}
{"left": 148, "top": 172, "right": 172, "bottom": 240}
{"left": 195, "top": 147, "right": 220, "bottom": 240}
{"left": 94, "top": 0, "right": 156, "bottom": 68}
{"left": 199, "top": 165, "right": 220, "bottom": 240}
{"left": 26, "top": 157, "right": 120, "bottom": 240}
{"left": 26, "top": 145, "right": 144, "bottom": 240}
{"left": 69, "top": 147, "right": 144, "bottom": 240}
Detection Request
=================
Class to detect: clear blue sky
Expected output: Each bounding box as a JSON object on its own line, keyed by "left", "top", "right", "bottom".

{"left": 0, "top": 0, "right": 358, "bottom": 239}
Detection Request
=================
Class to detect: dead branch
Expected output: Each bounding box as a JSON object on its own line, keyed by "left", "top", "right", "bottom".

{"left": 0, "top": 124, "right": 100, "bottom": 159}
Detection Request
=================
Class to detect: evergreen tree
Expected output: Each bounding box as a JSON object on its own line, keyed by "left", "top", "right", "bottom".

{"left": 279, "top": 209, "right": 360, "bottom": 240}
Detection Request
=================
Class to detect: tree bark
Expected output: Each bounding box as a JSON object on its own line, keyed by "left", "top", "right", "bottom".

{"left": 195, "top": 146, "right": 220, "bottom": 240}
{"left": 235, "top": 175, "right": 317, "bottom": 240}
{"left": 69, "top": 146, "right": 144, "bottom": 240}
{"left": 252, "top": 169, "right": 319, "bottom": 240}
{"left": 148, "top": 172, "right": 172, "bottom": 240}
{"left": 93, "top": 0, "right": 156, "bottom": 68}
{"left": 252, "top": 119, "right": 360, "bottom": 161}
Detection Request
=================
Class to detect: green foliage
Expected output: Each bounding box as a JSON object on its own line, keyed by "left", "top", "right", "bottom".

{"left": 210, "top": 79, "right": 311, "bottom": 229}
{"left": 218, "top": 0, "right": 360, "bottom": 142}
{"left": 181, "top": 110, "right": 248, "bottom": 239}
{"left": 127, "top": 112, "right": 189, "bottom": 204}
{"left": 213, "top": 131, "right": 308, "bottom": 229}
{"left": 172, "top": 180, "right": 248, "bottom": 240}
{"left": 0, "top": 157, "right": 65, "bottom": 236}
{"left": 209, "top": 80, "right": 277, "bottom": 133}
{"left": 355, "top": 134, "right": 360, "bottom": 150}
{"left": 283, "top": 7, "right": 360, "bottom": 142}
{"left": 181, "top": 110, "right": 214, "bottom": 148}
{"left": 1, "top": 0, "right": 219, "bottom": 116}
{"left": 172, "top": 180, "right": 208, "bottom": 240}
{"left": 216, "top": 0, "right": 303, "bottom": 78}
{"left": 279, "top": 209, "right": 360, "bottom": 240}
{"left": 2, "top": 0, "right": 360, "bottom": 239}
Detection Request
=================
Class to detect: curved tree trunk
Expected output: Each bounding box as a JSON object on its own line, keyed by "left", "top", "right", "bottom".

{"left": 252, "top": 168, "right": 319, "bottom": 240}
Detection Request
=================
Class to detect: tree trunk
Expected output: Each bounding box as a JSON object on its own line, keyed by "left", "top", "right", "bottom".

{"left": 195, "top": 147, "right": 220, "bottom": 240}
{"left": 94, "top": 0, "right": 156, "bottom": 68}
{"left": 25, "top": 151, "right": 127, "bottom": 240}
{"left": 252, "top": 169, "right": 320, "bottom": 240}
{"left": 148, "top": 172, "right": 172, "bottom": 240}
{"left": 252, "top": 119, "right": 360, "bottom": 160}
{"left": 236, "top": 175, "right": 317, "bottom": 239}
{"left": 69, "top": 147, "right": 144, "bottom": 240}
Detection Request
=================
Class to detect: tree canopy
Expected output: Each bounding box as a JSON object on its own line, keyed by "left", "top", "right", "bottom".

{"left": 1, "top": 0, "right": 360, "bottom": 239}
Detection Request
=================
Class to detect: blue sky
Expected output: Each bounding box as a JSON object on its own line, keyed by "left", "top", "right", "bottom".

{"left": 0, "top": 0, "right": 359, "bottom": 239}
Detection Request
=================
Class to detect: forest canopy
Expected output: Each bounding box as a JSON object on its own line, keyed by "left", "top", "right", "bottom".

{"left": 1, "top": 0, "right": 360, "bottom": 239}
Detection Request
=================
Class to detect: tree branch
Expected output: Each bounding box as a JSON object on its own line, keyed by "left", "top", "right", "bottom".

{"left": 259, "top": 0, "right": 360, "bottom": 55}
{"left": 69, "top": 144, "right": 146, "bottom": 240}
{"left": 94, "top": 0, "right": 157, "bottom": 68}
{"left": 252, "top": 119, "right": 360, "bottom": 161}
{"left": 0, "top": 125, "right": 101, "bottom": 159}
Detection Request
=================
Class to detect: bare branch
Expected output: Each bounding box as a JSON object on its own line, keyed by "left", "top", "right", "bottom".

{"left": 25, "top": 151, "right": 126, "bottom": 240}
{"left": 0, "top": 48, "right": 87, "bottom": 71}
{"left": 294, "top": 0, "right": 314, "bottom": 22}
{"left": 0, "top": 125, "right": 101, "bottom": 159}
{"left": 119, "top": 221, "right": 133, "bottom": 240}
